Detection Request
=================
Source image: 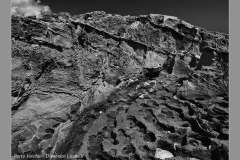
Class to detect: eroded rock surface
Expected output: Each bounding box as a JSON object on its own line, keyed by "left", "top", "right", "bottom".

{"left": 11, "top": 11, "right": 229, "bottom": 160}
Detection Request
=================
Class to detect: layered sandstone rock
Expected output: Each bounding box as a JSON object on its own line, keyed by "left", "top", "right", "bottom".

{"left": 11, "top": 11, "right": 229, "bottom": 160}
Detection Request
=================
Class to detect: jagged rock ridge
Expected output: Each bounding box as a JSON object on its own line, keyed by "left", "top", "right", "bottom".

{"left": 11, "top": 11, "right": 229, "bottom": 160}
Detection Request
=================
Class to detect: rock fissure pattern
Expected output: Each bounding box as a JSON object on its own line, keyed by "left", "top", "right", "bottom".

{"left": 12, "top": 11, "right": 228, "bottom": 160}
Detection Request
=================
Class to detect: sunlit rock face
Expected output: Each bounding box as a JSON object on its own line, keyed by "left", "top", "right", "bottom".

{"left": 11, "top": 11, "right": 229, "bottom": 160}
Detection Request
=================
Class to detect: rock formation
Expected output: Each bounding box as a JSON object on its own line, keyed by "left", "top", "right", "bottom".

{"left": 11, "top": 11, "right": 229, "bottom": 160}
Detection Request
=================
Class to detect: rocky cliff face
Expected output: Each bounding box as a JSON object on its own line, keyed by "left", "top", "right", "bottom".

{"left": 11, "top": 11, "right": 229, "bottom": 160}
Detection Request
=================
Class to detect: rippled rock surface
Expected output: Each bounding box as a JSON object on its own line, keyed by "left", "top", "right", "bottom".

{"left": 11, "top": 11, "right": 229, "bottom": 160}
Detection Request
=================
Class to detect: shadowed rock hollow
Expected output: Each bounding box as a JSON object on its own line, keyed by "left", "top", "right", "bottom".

{"left": 11, "top": 11, "right": 229, "bottom": 160}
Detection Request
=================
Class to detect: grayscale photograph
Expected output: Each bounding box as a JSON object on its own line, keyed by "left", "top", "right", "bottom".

{"left": 11, "top": 0, "right": 229, "bottom": 159}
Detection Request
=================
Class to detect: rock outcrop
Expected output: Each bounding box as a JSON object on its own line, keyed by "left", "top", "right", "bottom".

{"left": 11, "top": 11, "right": 229, "bottom": 160}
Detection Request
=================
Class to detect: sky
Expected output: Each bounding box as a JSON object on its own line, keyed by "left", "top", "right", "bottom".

{"left": 24, "top": 0, "right": 230, "bottom": 34}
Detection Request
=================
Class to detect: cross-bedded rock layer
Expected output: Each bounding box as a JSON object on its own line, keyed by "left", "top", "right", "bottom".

{"left": 11, "top": 11, "right": 229, "bottom": 160}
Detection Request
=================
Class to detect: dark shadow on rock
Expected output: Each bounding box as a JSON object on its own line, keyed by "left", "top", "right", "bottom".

{"left": 143, "top": 68, "right": 161, "bottom": 79}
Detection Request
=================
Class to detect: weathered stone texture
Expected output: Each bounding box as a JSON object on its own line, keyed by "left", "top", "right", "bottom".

{"left": 11, "top": 11, "right": 228, "bottom": 160}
